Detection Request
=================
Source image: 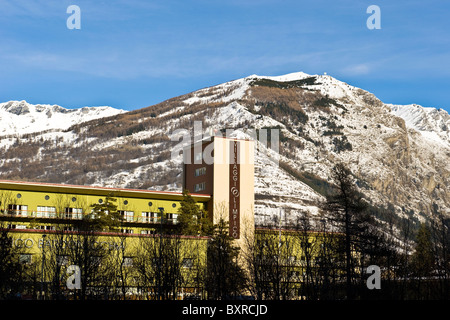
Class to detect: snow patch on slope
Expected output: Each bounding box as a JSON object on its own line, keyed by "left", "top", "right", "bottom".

{"left": 389, "top": 104, "right": 450, "bottom": 148}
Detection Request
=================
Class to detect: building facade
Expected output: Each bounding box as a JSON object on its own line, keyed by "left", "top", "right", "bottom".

{"left": 183, "top": 136, "right": 255, "bottom": 246}
{"left": 0, "top": 136, "right": 256, "bottom": 299}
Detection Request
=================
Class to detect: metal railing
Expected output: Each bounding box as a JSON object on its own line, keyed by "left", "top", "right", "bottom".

{"left": 0, "top": 209, "right": 178, "bottom": 224}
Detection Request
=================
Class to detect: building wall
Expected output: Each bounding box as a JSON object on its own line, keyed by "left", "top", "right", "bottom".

{"left": 183, "top": 136, "right": 255, "bottom": 247}
{"left": 0, "top": 138, "right": 256, "bottom": 298}
{"left": 0, "top": 182, "right": 212, "bottom": 299}
{"left": 183, "top": 140, "right": 214, "bottom": 196}
{"left": 7, "top": 228, "right": 209, "bottom": 268}
{"left": 0, "top": 181, "right": 210, "bottom": 234}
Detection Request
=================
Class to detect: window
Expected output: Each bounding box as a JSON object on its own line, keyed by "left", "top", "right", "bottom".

{"left": 287, "top": 256, "right": 297, "bottom": 264}
{"left": 194, "top": 167, "right": 206, "bottom": 177}
{"left": 33, "top": 225, "right": 54, "bottom": 230}
{"left": 182, "top": 258, "right": 193, "bottom": 268}
{"left": 118, "top": 210, "right": 134, "bottom": 222}
{"left": 91, "top": 256, "right": 102, "bottom": 266}
{"left": 37, "top": 206, "right": 56, "bottom": 218}
{"left": 65, "top": 207, "right": 83, "bottom": 219}
{"left": 167, "top": 213, "right": 178, "bottom": 224}
{"left": 141, "top": 211, "right": 150, "bottom": 223}
{"left": 141, "top": 212, "right": 157, "bottom": 223}
{"left": 121, "top": 229, "right": 134, "bottom": 234}
{"left": 123, "top": 257, "right": 133, "bottom": 267}
{"left": 194, "top": 182, "right": 206, "bottom": 192}
{"left": 19, "top": 254, "right": 32, "bottom": 265}
{"left": 140, "top": 229, "right": 156, "bottom": 235}
{"left": 57, "top": 255, "right": 69, "bottom": 266}
{"left": 290, "top": 271, "right": 300, "bottom": 280}
{"left": 7, "top": 224, "right": 26, "bottom": 230}
{"left": 194, "top": 152, "right": 202, "bottom": 163}
{"left": 8, "top": 204, "right": 28, "bottom": 217}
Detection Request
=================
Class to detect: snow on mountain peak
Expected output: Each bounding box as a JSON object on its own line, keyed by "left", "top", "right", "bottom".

{"left": 389, "top": 103, "right": 450, "bottom": 147}
{"left": 247, "top": 71, "right": 312, "bottom": 82}
{"left": 0, "top": 100, "right": 125, "bottom": 137}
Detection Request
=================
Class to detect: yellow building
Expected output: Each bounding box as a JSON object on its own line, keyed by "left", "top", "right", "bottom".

{"left": 0, "top": 136, "right": 349, "bottom": 301}
{"left": 0, "top": 136, "right": 257, "bottom": 300}
{"left": 0, "top": 179, "right": 213, "bottom": 299}
{"left": 0, "top": 179, "right": 210, "bottom": 234}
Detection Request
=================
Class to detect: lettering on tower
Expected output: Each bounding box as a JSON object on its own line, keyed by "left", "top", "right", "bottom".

{"left": 229, "top": 140, "right": 240, "bottom": 239}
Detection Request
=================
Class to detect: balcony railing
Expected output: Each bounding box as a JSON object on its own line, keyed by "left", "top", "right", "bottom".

{"left": 0, "top": 210, "right": 178, "bottom": 225}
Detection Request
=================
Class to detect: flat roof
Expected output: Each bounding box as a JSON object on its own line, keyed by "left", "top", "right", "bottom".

{"left": 0, "top": 179, "right": 211, "bottom": 202}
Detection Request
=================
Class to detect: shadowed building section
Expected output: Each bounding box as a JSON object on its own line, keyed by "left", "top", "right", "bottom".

{"left": 183, "top": 136, "right": 255, "bottom": 245}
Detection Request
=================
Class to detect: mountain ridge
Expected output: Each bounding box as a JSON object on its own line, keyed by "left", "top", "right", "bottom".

{"left": 0, "top": 100, "right": 125, "bottom": 137}
{"left": 1, "top": 72, "right": 449, "bottom": 234}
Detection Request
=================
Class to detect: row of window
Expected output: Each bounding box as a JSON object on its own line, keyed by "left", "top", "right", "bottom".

{"left": 194, "top": 166, "right": 207, "bottom": 193}
{"left": 2, "top": 205, "right": 178, "bottom": 223}
{"left": 18, "top": 253, "right": 195, "bottom": 268}
{"left": 7, "top": 223, "right": 161, "bottom": 236}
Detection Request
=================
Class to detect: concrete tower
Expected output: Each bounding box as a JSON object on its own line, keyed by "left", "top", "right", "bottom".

{"left": 183, "top": 136, "right": 255, "bottom": 243}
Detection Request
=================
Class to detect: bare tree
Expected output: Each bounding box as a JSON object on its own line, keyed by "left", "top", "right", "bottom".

{"left": 134, "top": 233, "right": 185, "bottom": 300}
{"left": 398, "top": 217, "right": 414, "bottom": 298}
{"left": 0, "top": 223, "right": 30, "bottom": 299}
{"left": 59, "top": 196, "right": 121, "bottom": 300}
{"left": 293, "top": 211, "right": 321, "bottom": 300}
{"left": 430, "top": 213, "right": 450, "bottom": 299}
{"left": 244, "top": 225, "right": 299, "bottom": 300}
{"left": 313, "top": 215, "right": 341, "bottom": 300}
{"left": 321, "top": 162, "right": 368, "bottom": 299}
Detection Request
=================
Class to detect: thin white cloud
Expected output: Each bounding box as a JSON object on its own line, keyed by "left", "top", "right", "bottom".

{"left": 342, "top": 64, "right": 371, "bottom": 76}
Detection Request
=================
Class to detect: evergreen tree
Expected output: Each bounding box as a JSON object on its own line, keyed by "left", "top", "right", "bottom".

{"left": 412, "top": 223, "right": 434, "bottom": 278}
{"left": 87, "top": 195, "right": 121, "bottom": 232}
{"left": 205, "top": 219, "right": 246, "bottom": 299}
{"left": 177, "top": 190, "right": 213, "bottom": 236}
{"left": 0, "top": 225, "right": 27, "bottom": 299}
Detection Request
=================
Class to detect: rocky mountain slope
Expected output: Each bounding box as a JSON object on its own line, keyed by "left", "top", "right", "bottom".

{"left": 0, "top": 72, "right": 449, "bottom": 233}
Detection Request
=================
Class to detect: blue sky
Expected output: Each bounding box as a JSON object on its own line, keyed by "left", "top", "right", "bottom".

{"left": 0, "top": 0, "right": 449, "bottom": 112}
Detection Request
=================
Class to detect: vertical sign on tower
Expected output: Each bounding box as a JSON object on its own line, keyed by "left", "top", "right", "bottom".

{"left": 229, "top": 140, "right": 240, "bottom": 239}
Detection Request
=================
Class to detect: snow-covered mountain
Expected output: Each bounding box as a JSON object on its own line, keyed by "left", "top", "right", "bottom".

{"left": 0, "top": 72, "right": 449, "bottom": 233}
{"left": 0, "top": 100, "right": 125, "bottom": 137}
{"left": 389, "top": 103, "right": 450, "bottom": 147}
